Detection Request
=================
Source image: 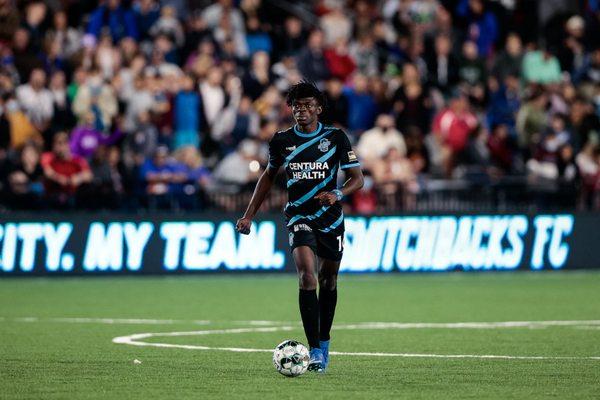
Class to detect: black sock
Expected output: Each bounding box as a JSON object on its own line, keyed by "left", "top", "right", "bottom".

{"left": 299, "top": 289, "right": 320, "bottom": 349}
{"left": 319, "top": 287, "right": 337, "bottom": 341}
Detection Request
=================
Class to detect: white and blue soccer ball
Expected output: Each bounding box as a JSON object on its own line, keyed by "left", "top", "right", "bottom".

{"left": 272, "top": 340, "right": 310, "bottom": 377}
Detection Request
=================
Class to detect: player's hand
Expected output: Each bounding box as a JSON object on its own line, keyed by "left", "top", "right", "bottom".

{"left": 314, "top": 191, "right": 338, "bottom": 206}
{"left": 236, "top": 217, "right": 252, "bottom": 235}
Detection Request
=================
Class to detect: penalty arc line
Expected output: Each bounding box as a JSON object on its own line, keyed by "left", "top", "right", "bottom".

{"left": 111, "top": 323, "right": 600, "bottom": 361}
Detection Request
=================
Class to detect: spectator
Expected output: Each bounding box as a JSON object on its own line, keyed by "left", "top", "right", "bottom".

{"left": 149, "top": 5, "right": 184, "bottom": 48}
{"left": 123, "top": 111, "right": 159, "bottom": 166}
{"left": 22, "top": 2, "right": 48, "bottom": 52}
{"left": 492, "top": 33, "right": 523, "bottom": 81}
{"left": 273, "top": 16, "right": 306, "bottom": 60}
{"left": 573, "top": 47, "right": 600, "bottom": 85}
{"left": 321, "top": 78, "right": 349, "bottom": 127}
{"left": 173, "top": 75, "right": 202, "bottom": 149}
{"left": 272, "top": 56, "right": 302, "bottom": 93}
{"left": 203, "top": 0, "right": 247, "bottom": 59}
{"left": 427, "top": 34, "right": 460, "bottom": 96}
{"left": 486, "top": 73, "right": 521, "bottom": 135}
{"left": 0, "top": 0, "right": 20, "bottom": 43}
{"left": 522, "top": 47, "right": 562, "bottom": 85}
{"left": 202, "top": 0, "right": 245, "bottom": 35}
{"left": 487, "top": 123, "right": 515, "bottom": 174}
{"left": 461, "top": 126, "right": 491, "bottom": 184}
{"left": 371, "top": 147, "right": 418, "bottom": 205}
{"left": 6, "top": 142, "right": 44, "bottom": 209}
{"left": 88, "top": 145, "right": 124, "bottom": 209}
{"left": 357, "top": 114, "right": 406, "bottom": 170}
{"left": 212, "top": 139, "right": 262, "bottom": 190}
{"left": 5, "top": 95, "right": 43, "bottom": 149}
{"left": 213, "top": 94, "right": 259, "bottom": 154}
{"left": 49, "top": 70, "right": 75, "bottom": 135}
{"left": 349, "top": 34, "right": 379, "bottom": 77}
{"left": 458, "top": 40, "right": 486, "bottom": 105}
{"left": 200, "top": 68, "right": 225, "bottom": 129}
{"left": 12, "top": 28, "right": 43, "bottom": 84}
{"left": 456, "top": 0, "right": 499, "bottom": 57}
{"left": 16, "top": 68, "right": 54, "bottom": 134}
{"left": 516, "top": 88, "right": 548, "bottom": 152}
{"left": 242, "top": 51, "right": 273, "bottom": 100}
{"left": 140, "top": 145, "right": 186, "bottom": 209}
{"left": 245, "top": 15, "right": 272, "bottom": 56}
{"left": 46, "top": 10, "right": 82, "bottom": 59}
{"left": 344, "top": 73, "right": 378, "bottom": 135}
{"left": 569, "top": 96, "right": 600, "bottom": 148}
{"left": 134, "top": 0, "right": 160, "bottom": 42}
{"left": 393, "top": 66, "right": 431, "bottom": 134}
{"left": 40, "top": 132, "right": 92, "bottom": 207}
{"left": 319, "top": 3, "right": 352, "bottom": 46}
{"left": 87, "top": 0, "right": 139, "bottom": 42}
{"left": 72, "top": 68, "right": 118, "bottom": 131}
{"left": 324, "top": 39, "right": 356, "bottom": 82}
{"left": 173, "top": 145, "right": 211, "bottom": 209}
{"left": 297, "top": 30, "right": 330, "bottom": 84}
{"left": 431, "top": 91, "right": 478, "bottom": 175}
{"left": 69, "top": 112, "right": 123, "bottom": 159}
{"left": 556, "top": 15, "right": 586, "bottom": 74}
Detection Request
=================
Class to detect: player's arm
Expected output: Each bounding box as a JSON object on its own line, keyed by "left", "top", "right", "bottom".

{"left": 315, "top": 130, "right": 364, "bottom": 206}
{"left": 315, "top": 166, "right": 364, "bottom": 206}
{"left": 235, "top": 166, "right": 279, "bottom": 235}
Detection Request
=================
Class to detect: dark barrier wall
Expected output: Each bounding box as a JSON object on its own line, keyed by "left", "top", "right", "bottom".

{"left": 0, "top": 213, "right": 597, "bottom": 276}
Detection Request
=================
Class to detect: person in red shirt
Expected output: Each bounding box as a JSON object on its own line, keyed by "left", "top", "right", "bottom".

{"left": 431, "top": 91, "right": 478, "bottom": 175}
{"left": 41, "top": 131, "right": 93, "bottom": 207}
{"left": 324, "top": 39, "right": 356, "bottom": 82}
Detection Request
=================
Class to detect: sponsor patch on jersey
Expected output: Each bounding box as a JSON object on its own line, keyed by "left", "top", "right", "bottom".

{"left": 347, "top": 150, "right": 357, "bottom": 161}
{"left": 286, "top": 146, "right": 297, "bottom": 152}
{"left": 293, "top": 224, "right": 312, "bottom": 232}
{"left": 318, "top": 138, "right": 331, "bottom": 152}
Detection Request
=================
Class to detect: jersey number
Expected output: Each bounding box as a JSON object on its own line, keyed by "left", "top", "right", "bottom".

{"left": 337, "top": 235, "right": 343, "bottom": 252}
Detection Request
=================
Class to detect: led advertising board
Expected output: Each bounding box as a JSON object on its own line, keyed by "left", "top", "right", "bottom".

{"left": 0, "top": 213, "right": 595, "bottom": 276}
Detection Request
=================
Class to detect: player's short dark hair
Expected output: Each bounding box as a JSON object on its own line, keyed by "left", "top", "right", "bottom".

{"left": 286, "top": 81, "right": 326, "bottom": 107}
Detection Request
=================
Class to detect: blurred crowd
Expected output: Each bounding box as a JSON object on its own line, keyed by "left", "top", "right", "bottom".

{"left": 0, "top": 0, "right": 599, "bottom": 212}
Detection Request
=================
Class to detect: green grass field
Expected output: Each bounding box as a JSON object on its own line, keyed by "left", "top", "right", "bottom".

{"left": 1, "top": 272, "right": 599, "bottom": 399}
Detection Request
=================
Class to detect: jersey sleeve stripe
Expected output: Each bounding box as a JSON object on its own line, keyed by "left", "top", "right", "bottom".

{"left": 289, "top": 166, "right": 338, "bottom": 207}
{"left": 340, "top": 162, "right": 361, "bottom": 169}
{"left": 286, "top": 145, "right": 338, "bottom": 188}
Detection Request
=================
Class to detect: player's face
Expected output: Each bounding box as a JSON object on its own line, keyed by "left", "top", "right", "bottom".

{"left": 292, "top": 97, "right": 321, "bottom": 126}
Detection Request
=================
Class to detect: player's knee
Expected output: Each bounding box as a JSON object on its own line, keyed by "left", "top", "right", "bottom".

{"left": 318, "top": 273, "right": 338, "bottom": 291}
{"left": 298, "top": 271, "right": 317, "bottom": 290}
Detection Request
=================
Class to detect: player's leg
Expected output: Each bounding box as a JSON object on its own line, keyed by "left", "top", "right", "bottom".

{"left": 315, "top": 229, "right": 344, "bottom": 370}
{"left": 317, "top": 257, "right": 339, "bottom": 369}
{"left": 292, "top": 246, "right": 320, "bottom": 348}
{"left": 292, "top": 245, "right": 325, "bottom": 371}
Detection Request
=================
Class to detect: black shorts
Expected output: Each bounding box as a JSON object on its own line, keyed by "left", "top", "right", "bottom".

{"left": 287, "top": 222, "right": 345, "bottom": 261}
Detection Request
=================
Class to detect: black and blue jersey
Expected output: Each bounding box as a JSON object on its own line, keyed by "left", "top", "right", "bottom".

{"left": 267, "top": 122, "right": 360, "bottom": 233}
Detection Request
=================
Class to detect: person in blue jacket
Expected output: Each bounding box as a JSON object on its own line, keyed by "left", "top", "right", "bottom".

{"left": 87, "top": 0, "right": 139, "bottom": 42}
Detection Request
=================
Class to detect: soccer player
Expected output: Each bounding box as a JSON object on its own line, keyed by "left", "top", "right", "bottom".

{"left": 236, "top": 82, "right": 364, "bottom": 372}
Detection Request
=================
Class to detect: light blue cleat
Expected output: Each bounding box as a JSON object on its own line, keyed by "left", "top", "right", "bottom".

{"left": 319, "top": 340, "right": 330, "bottom": 370}
{"left": 308, "top": 348, "right": 325, "bottom": 372}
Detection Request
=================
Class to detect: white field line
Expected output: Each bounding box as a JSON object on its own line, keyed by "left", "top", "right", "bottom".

{"left": 9, "top": 317, "right": 212, "bottom": 325}
{"left": 6, "top": 317, "right": 600, "bottom": 329}
{"left": 111, "top": 323, "right": 600, "bottom": 361}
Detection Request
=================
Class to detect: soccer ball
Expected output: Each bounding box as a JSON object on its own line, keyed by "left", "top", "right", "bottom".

{"left": 272, "top": 340, "right": 310, "bottom": 377}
